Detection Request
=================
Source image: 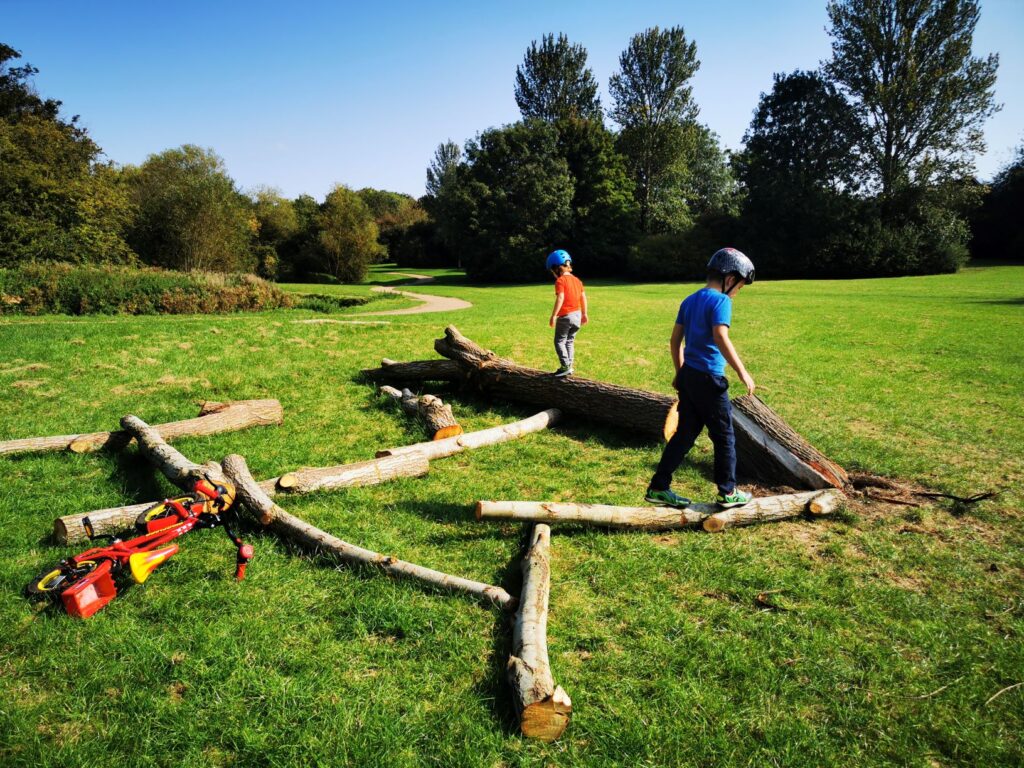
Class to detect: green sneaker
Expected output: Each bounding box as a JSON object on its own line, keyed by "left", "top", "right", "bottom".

{"left": 645, "top": 488, "right": 691, "bottom": 508}
{"left": 716, "top": 489, "right": 752, "bottom": 508}
{"left": 553, "top": 365, "right": 573, "bottom": 378}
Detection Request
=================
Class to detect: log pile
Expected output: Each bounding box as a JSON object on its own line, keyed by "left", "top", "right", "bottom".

{"left": 379, "top": 385, "right": 463, "bottom": 440}
{"left": 362, "top": 325, "right": 849, "bottom": 491}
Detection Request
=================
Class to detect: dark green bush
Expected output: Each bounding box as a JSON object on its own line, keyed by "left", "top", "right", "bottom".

{"left": 0, "top": 263, "right": 295, "bottom": 315}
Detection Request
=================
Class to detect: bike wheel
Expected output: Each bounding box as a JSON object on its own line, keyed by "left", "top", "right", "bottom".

{"left": 135, "top": 496, "right": 196, "bottom": 529}
{"left": 25, "top": 559, "right": 98, "bottom": 603}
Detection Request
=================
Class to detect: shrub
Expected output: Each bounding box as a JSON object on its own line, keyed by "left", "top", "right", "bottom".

{"left": 0, "top": 263, "right": 295, "bottom": 316}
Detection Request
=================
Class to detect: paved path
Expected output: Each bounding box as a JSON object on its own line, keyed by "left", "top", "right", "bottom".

{"left": 357, "top": 272, "right": 472, "bottom": 316}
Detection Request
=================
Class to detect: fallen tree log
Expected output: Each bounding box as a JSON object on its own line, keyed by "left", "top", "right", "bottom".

{"left": 508, "top": 524, "right": 571, "bottom": 741}
{"left": 475, "top": 489, "right": 843, "bottom": 531}
{"left": 376, "top": 409, "right": 560, "bottom": 460}
{"left": 360, "top": 358, "right": 464, "bottom": 385}
{"left": 379, "top": 385, "right": 463, "bottom": 440}
{"left": 120, "top": 415, "right": 226, "bottom": 489}
{"left": 0, "top": 399, "right": 282, "bottom": 457}
{"left": 222, "top": 454, "right": 515, "bottom": 610}
{"left": 55, "top": 453, "right": 429, "bottom": 544}
{"left": 430, "top": 325, "right": 846, "bottom": 490}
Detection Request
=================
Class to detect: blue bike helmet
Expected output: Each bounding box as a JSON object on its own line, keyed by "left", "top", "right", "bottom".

{"left": 545, "top": 249, "right": 572, "bottom": 271}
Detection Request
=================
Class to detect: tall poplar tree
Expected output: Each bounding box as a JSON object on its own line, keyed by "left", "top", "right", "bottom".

{"left": 824, "top": 0, "right": 999, "bottom": 200}
{"left": 514, "top": 33, "right": 602, "bottom": 122}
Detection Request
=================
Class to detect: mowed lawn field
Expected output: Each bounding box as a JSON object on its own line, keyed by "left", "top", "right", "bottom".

{"left": 0, "top": 265, "right": 1021, "bottom": 767}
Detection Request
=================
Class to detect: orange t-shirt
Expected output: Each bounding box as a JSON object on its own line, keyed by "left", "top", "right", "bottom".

{"left": 554, "top": 274, "right": 584, "bottom": 316}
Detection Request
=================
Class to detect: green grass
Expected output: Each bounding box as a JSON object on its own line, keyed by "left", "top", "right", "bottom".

{"left": 0, "top": 265, "right": 1021, "bottom": 767}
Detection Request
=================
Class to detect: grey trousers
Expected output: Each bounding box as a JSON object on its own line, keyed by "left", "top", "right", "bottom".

{"left": 554, "top": 311, "right": 582, "bottom": 368}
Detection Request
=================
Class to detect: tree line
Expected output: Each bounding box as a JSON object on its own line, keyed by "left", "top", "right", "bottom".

{"left": 1, "top": 0, "right": 1020, "bottom": 284}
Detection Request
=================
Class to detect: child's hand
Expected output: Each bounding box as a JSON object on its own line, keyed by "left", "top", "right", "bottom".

{"left": 549, "top": 316, "right": 555, "bottom": 328}
{"left": 740, "top": 371, "right": 756, "bottom": 396}
{"left": 671, "top": 370, "right": 681, "bottom": 391}
{"left": 581, "top": 313, "right": 589, "bottom": 325}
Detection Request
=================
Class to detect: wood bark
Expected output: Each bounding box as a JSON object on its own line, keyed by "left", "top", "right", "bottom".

{"left": 221, "top": 454, "right": 515, "bottom": 610}
{"left": 360, "top": 358, "right": 464, "bottom": 385}
{"left": 730, "top": 395, "right": 848, "bottom": 489}
{"left": 380, "top": 385, "right": 463, "bottom": 440}
{"left": 55, "top": 453, "right": 428, "bottom": 545}
{"left": 700, "top": 490, "right": 844, "bottom": 532}
{"left": 0, "top": 399, "right": 282, "bottom": 457}
{"left": 120, "top": 415, "right": 226, "bottom": 489}
{"left": 431, "top": 325, "right": 847, "bottom": 490}
{"left": 377, "top": 409, "right": 561, "bottom": 460}
{"left": 508, "top": 524, "right": 571, "bottom": 741}
{"left": 475, "top": 490, "right": 843, "bottom": 531}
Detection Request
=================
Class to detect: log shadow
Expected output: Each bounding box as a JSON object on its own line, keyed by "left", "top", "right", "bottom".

{"left": 973, "top": 297, "right": 1024, "bottom": 306}
{"left": 107, "top": 449, "right": 170, "bottom": 505}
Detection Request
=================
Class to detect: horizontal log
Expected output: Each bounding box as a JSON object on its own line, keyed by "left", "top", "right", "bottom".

{"left": 475, "top": 490, "right": 843, "bottom": 531}
{"left": 360, "top": 358, "right": 464, "bottom": 384}
{"left": 379, "top": 385, "right": 463, "bottom": 441}
{"left": 120, "top": 415, "right": 224, "bottom": 490}
{"left": 376, "top": 409, "right": 561, "bottom": 460}
{"left": 54, "top": 453, "right": 427, "bottom": 545}
{"left": 0, "top": 399, "right": 282, "bottom": 457}
{"left": 222, "top": 454, "right": 514, "bottom": 610}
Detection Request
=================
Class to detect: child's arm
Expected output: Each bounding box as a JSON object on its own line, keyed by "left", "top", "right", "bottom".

{"left": 712, "top": 324, "right": 755, "bottom": 395}
{"left": 580, "top": 291, "right": 588, "bottom": 325}
{"left": 669, "top": 322, "right": 684, "bottom": 390}
{"left": 549, "top": 292, "right": 565, "bottom": 327}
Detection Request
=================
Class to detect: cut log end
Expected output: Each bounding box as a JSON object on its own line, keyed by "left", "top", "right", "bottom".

{"left": 520, "top": 686, "right": 572, "bottom": 742}
{"left": 53, "top": 519, "right": 70, "bottom": 545}
{"left": 433, "top": 425, "right": 463, "bottom": 441}
{"left": 702, "top": 514, "right": 727, "bottom": 533}
{"left": 67, "top": 438, "right": 92, "bottom": 454}
{"left": 276, "top": 473, "right": 298, "bottom": 490}
{"left": 809, "top": 491, "right": 843, "bottom": 515}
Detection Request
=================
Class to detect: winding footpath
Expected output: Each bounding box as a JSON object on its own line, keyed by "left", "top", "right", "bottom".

{"left": 357, "top": 272, "right": 473, "bottom": 316}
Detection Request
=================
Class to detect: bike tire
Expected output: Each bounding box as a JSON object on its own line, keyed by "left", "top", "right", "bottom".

{"left": 135, "top": 496, "right": 196, "bottom": 529}
{"left": 25, "top": 559, "right": 99, "bottom": 603}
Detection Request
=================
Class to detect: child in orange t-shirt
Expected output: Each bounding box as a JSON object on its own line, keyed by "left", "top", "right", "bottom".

{"left": 545, "top": 249, "right": 588, "bottom": 377}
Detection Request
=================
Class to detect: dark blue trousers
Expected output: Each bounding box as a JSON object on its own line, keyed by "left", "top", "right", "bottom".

{"left": 650, "top": 365, "right": 736, "bottom": 495}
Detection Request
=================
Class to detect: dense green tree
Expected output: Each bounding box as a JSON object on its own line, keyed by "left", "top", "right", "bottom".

{"left": 609, "top": 26, "right": 700, "bottom": 231}
{"left": 971, "top": 144, "right": 1024, "bottom": 260}
{"left": 357, "top": 188, "right": 427, "bottom": 261}
{"left": 314, "top": 185, "right": 381, "bottom": 282}
{"left": 126, "top": 145, "right": 255, "bottom": 272}
{"left": 423, "top": 141, "right": 466, "bottom": 262}
{"left": 0, "top": 44, "right": 134, "bottom": 265}
{"left": 554, "top": 118, "right": 639, "bottom": 275}
{"left": 825, "top": 0, "right": 999, "bottom": 199}
{"left": 451, "top": 121, "right": 573, "bottom": 281}
{"left": 425, "top": 140, "right": 461, "bottom": 198}
{"left": 514, "top": 33, "right": 601, "bottom": 122}
{"left": 251, "top": 187, "right": 299, "bottom": 279}
{"left": 737, "top": 70, "right": 864, "bottom": 276}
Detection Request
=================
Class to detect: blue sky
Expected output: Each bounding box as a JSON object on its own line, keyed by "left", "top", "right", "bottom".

{"left": 5, "top": 0, "right": 1022, "bottom": 199}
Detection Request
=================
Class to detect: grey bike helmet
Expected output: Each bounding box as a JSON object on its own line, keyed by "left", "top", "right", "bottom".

{"left": 708, "top": 247, "right": 755, "bottom": 285}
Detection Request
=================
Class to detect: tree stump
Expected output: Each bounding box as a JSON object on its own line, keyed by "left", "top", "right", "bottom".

{"left": 379, "top": 385, "right": 463, "bottom": 440}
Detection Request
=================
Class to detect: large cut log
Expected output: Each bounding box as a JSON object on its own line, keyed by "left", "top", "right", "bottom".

{"left": 221, "top": 454, "right": 514, "bottom": 610}
{"left": 475, "top": 490, "right": 843, "bottom": 531}
{"left": 434, "top": 326, "right": 676, "bottom": 441}
{"left": 508, "top": 524, "right": 571, "bottom": 741}
{"left": 432, "top": 325, "right": 847, "bottom": 489}
{"left": 379, "top": 385, "right": 463, "bottom": 440}
{"left": 377, "top": 409, "right": 560, "bottom": 460}
{"left": 731, "top": 395, "right": 848, "bottom": 489}
{"left": 360, "top": 358, "right": 464, "bottom": 385}
{"left": 0, "top": 399, "right": 282, "bottom": 457}
{"left": 55, "top": 453, "right": 430, "bottom": 545}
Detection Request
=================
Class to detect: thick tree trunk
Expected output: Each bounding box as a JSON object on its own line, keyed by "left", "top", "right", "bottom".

{"left": 430, "top": 326, "right": 847, "bottom": 490}
{"left": 0, "top": 399, "right": 282, "bottom": 457}
{"left": 221, "top": 454, "right": 515, "bottom": 610}
{"left": 55, "top": 453, "right": 429, "bottom": 544}
{"left": 508, "top": 524, "right": 571, "bottom": 741}
{"left": 380, "top": 385, "right": 463, "bottom": 440}
{"left": 730, "top": 395, "right": 848, "bottom": 489}
{"left": 377, "top": 409, "right": 561, "bottom": 460}
{"left": 433, "top": 326, "right": 675, "bottom": 441}
{"left": 361, "top": 358, "right": 464, "bottom": 385}
{"left": 476, "top": 490, "right": 843, "bottom": 531}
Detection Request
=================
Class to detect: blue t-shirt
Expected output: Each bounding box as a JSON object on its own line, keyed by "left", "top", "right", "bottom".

{"left": 675, "top": 287, "right": 732, "bottom": 376}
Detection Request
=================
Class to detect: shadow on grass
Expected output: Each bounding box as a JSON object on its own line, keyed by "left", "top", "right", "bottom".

{"left": 972, "top": 296, "right": 1024, "bottom": 306}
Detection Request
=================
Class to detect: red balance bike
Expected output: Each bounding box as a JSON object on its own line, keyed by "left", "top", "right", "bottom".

{"left": 26, "top": 477, "right": 253, "bottom": 618}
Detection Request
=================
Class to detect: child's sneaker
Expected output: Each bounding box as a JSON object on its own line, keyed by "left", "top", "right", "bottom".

{"left": 644, "top": 488, "right": 691, "bottom": 508}
{"left": 553, "top": 365, "right": 573, "bottom": 377}
{"left": 716, "top": 489, "right": 752, "bottom": 508}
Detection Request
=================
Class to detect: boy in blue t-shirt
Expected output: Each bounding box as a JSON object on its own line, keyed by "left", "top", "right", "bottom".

{"left": 645, "top": 248, "right": 757, "bottom": 509}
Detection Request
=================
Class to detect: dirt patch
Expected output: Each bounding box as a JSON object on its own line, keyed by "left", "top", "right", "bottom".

{"left": 11, "top": 379, "right": 45, "bottom": 390}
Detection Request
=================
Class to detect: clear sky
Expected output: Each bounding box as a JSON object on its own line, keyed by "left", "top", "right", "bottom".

{"left": 4, "top": 0, "right": 1022, "bottom": 200}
